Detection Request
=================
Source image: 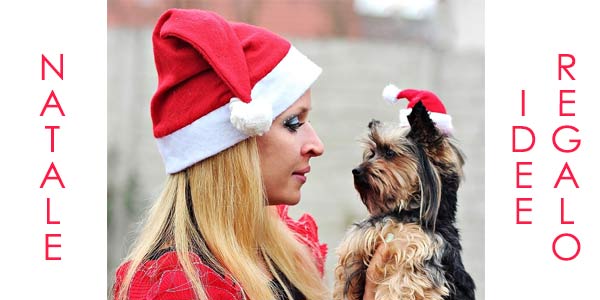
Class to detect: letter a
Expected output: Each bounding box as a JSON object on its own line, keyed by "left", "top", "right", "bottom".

{"left": 554, "top": 162, "right": 579, "bottom": 188}
{"left": 40, "top": 90, "right": 65, "bottom": 116}
{"left": 40, "top": 162, "right": 65, "bottom": 188}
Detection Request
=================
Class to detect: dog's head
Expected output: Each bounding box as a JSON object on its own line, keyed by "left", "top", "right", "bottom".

{"left": 352, "top": 101, "right": 464, "bottom": 227}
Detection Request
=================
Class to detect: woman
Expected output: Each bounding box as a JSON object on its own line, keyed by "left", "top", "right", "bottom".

{"left": 113, "top": 8, "right": 330, "bottom": 300}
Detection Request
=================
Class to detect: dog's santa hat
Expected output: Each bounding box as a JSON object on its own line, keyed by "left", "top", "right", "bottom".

{"left": 382, "top": 84, "right": 453, "bottom": 134}
{"left": 151, "top": 9, "right": 322, "bottom": 173}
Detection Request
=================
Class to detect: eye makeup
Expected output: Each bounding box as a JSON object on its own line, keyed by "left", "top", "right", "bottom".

{"left": 283, "top": 115, "right": 305, "bottom": 132}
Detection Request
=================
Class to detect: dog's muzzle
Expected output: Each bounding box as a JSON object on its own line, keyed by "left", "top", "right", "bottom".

{"left": 352, "top": 167, "right": 364, "bottom": 177}
{"left": 352, "top": 167, "right": 369, "bottom": 187}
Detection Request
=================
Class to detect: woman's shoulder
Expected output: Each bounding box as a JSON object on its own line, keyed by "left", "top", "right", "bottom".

{"left": 114, "top": 250, "right": 243, "bottom": 300}
{"left": 276, "top": 205, "right": 328, "bottom": 275}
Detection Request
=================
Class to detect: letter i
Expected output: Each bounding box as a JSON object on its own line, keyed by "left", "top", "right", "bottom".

{"left": 521, "top": 90, "right": 526, "bottom": 116}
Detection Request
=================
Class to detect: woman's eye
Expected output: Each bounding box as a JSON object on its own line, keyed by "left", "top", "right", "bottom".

{"left": 283, "top": 115, "right": 305, "bottom": 132}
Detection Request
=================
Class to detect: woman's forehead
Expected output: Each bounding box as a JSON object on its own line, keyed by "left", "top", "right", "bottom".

{"left": 287, "top": 91, "right": 312, "bottom": 112}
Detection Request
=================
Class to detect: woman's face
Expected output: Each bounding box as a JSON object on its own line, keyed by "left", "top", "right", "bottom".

{"left": 257, "top": 90, "right": 324, "bottom": 206}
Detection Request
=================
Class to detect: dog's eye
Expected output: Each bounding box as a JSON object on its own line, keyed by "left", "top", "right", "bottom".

{"left": 384, "top": 149, "right": 396, "bottom": 159}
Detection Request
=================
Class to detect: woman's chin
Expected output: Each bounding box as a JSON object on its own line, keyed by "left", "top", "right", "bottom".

{"left": 267, "top": 194, "right": 301, "bottom": 206}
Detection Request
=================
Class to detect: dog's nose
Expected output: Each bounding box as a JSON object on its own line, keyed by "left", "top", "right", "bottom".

{"left": 352, "top": 167, "right": 363, "bottom": 176}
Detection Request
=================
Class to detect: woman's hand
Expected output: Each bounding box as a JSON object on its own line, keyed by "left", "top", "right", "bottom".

{"left": 362, "top": 233, "right": 395, "bottom": 300}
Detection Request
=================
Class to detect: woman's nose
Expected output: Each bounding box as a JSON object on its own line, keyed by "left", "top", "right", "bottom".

{"left": 301, "top": 122, "right": 324, "bottom": 157}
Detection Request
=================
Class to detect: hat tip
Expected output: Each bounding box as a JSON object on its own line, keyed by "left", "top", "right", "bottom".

{"left": 382, "top": 84, "right": 401, "bottom": 104}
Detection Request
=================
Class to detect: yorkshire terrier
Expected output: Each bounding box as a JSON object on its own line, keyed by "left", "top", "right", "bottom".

{"left": 334, "top": 101, "right": 475, "bottom": 300}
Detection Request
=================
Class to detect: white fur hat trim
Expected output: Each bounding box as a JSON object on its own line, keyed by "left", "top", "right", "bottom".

{"left": 382, "top": 84, "right": 401, "bottom": 104}
{"left": 229, "top": 97, "right": 273, "bottom": 136}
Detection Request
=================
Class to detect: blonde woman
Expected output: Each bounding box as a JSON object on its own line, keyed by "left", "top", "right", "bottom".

{"left": 113, "top": 8, "right": 332, "bottom": 300}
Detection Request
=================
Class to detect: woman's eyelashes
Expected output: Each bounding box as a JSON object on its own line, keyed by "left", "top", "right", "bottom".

{"left": 283, "top": 115, "right": 305, "bottom": 132}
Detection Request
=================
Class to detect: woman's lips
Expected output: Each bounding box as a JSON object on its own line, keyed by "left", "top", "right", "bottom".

{"left": 292, "top": 174, "right": 307, "bottom": 183}
{"left": 292, "top": 166, "right": 310, "bottom": 183}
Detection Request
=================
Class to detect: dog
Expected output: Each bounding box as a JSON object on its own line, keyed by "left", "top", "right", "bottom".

{"left": 333, "top": 101, "right": 475, "bottom": 300}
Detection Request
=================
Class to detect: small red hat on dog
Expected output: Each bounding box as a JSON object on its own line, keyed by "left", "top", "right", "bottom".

{"left": 382, "top": 84, "right": 453, "bottom": 134}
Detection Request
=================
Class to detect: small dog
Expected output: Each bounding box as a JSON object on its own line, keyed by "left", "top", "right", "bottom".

{"left": 334, "top": 101, "right": 475, "bottom": 300}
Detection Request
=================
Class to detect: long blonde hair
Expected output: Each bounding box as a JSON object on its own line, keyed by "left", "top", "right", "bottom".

{"left": 115, "top": 138, "right": 329, "bottom": 300}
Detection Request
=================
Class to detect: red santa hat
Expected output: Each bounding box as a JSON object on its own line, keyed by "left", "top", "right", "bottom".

{"left": 382, "top": 84, "right": 453, "bottom": 134}
{"left": 150, "top": 9, "right": 322, "bottom": 173}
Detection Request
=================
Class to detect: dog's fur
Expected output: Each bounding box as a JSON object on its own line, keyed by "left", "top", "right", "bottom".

{"left": 333, "top": 101, "right": 475, "bottom": 300}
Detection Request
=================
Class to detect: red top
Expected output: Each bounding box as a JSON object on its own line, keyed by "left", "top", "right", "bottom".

{"left": 113, "top": 205, "right": 327, "bottom": 300}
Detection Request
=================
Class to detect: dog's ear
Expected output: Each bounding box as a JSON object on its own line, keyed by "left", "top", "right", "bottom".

{"left": 368, "top": 119, "right": 381, "bottom": 141}
{"left": 407, "top": 101, "right": 443, "bottom": 147}
{"left": 368, "top": 119, "right": 381, "bottom": 130}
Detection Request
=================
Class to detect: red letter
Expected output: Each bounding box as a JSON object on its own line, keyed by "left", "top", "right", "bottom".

{"left": 554, "top": 162, "right": 579, "bottom": 188}
{"left": 561, "top": 197, "right": 574, "bottom": 224}
{"left": 516, "top": 197, "right": 532, "bottom": 224}
{"left": 42, "top": 54, "right": 63, "bottom": 80}
{"left": 40, "top": 162, "right": 65, "bottom": 188}
{"left": 47, "top": 198, "right": 60, "bottom": 225}
{"left": 552, "top": 233, "right": 580, "bottom": 261}
{"left": 559, "top": 90, "right": 576, "bottom": 116}
{"left": 552, "top": 125, "right": 580, "bottom": 153}
{"left": 516, "top": 162, "right": 532, "bottom": 188}
{"left": 558, "top": 54, "right": 575, "bottom": 80}
{"left": 45, "top": 125, "right": 60, "bottom": 153}
{"left": 45, "top": 234, "right": 62, "bottom": 260}
{"left": 512, "top": 126, "right": 536, "bottom": 152}
{"left": 40, "top": 90, "right": 66, "bottom": 116}
{"left": 521, "top": 90, "right": 526, "bottom": 116}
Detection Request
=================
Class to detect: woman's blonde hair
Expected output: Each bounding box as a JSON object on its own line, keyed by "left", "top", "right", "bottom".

{"left": 115, "top": 138, "right": 329, "bottom": 300}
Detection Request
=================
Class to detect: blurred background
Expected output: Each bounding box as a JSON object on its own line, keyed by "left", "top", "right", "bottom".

{"left": 108, "top": 0, "right": 484, "bottom": 298}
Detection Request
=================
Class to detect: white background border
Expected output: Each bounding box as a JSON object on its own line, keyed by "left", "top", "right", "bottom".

{"left": 486, "top": 0, "right": 599, "bottom": 298}
{"left": 2, "top": 0, "right": 600, "bottom": 298}
{"left": 0, "top": 0, "right": 107, "bottom": 298}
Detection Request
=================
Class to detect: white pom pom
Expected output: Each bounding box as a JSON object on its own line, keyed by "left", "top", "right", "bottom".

{"left": 382, "top": 84, "right": 401, "bottom": 104}
{"left": 229, "top": 97, "right": 273, "bottom": 136}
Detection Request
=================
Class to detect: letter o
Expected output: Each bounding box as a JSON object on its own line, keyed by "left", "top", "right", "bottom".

{"left": 552, "top": 233, "right": 580, "bottom": 261}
